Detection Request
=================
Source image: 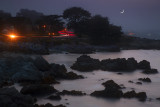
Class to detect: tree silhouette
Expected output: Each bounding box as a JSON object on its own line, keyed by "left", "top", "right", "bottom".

{"left": 63, "top": 7, "right": 91, "bottom": 37}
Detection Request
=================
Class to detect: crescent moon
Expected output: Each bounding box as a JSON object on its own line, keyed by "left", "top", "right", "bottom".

{"left": 120, "top": 9, "right": 125, "bottom": 14}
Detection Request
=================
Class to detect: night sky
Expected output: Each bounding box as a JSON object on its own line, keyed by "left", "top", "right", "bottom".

{"left": 0, "top": 0, "right": 160, "bottom": 32}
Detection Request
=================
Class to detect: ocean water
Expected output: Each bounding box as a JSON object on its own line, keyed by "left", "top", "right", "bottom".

{"left": 39, "top": 50, "right": 160, "bottom": 107}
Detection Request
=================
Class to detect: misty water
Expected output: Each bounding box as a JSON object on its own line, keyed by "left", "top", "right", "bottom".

{"left": 36, "top": 50, "right": 160, "bottom": 107}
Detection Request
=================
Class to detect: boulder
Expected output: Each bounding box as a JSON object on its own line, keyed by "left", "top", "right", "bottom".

{"left": 138, "top": 60, "right": 151, "bottom": 69}
{"left": 101, "top": 58, "right": 138, "bottom": 71}
{"left": 138, "top": 77, "right": 151, "bottom": 82}
{"left": 59, "top": 90, "right": 86, "bottom": 96}
{"left": 0, "top": 87, "right": 35, "bottom": 107}
{"left": 142, "top": 69, "right": 158, "bottom": 74}
{"left": 91, "top": 80, "right": 123, "bottom": 98}
{"left": 136, "top": 92, "right": 147, "bottom": 101}
{"left": 12, "top": 63, "right": 43, "bottom": 83}
{"left": 20, "top": 84, "right": 57, "bottom": 97}
{"left": 71, "top": 55, "right": 101, "bottom": 71}
{"left": 102, "top": 80, "right": 121, "bottom": 90}
{"left": 34, "top": 56, "right": 50, "bottom": 71}
{"left": 64, "top": 72, "right": 84, "bottom": 80}
{"left": 123, "top": 90, "right": 137, "bottom": 98}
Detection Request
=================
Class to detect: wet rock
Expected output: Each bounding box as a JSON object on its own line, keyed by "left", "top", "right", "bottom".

{"left": 136, "top": 92, "right": 147, "bottom": 101}
{"left": 138, "top": 60, "right": 151, "bottom": 69}
{"left": 11, "top": 63, "right": 43, "bottom": 83}
{"left": 102, "top": 80, "right": 121, "bottom": 89}
{"left": 142, "top": 69, "right": 158, "bottom": 74}
{"left": 47, "top": 63, "right": 67, "bottom": 78}
{"left": 59, "top": 90, "right": 86, "bottom": 96}
{"left": 101, "top": 58, "right": 138, "bottom": 71}
{"left": 128, "top": 80, "right": 134, "bottom": 83}
{"left": 123, "top": 91, "right": 147, "bottom": 101}
{"left": 136, "top": 82, "right": 142, "bottom": 85}
{"left": 65, "top": 72, "right": 84, "bottom": 80}
{"left": 47, "top": 95, "right": 61, "bottom": 100}
{"left": 138, "top": 77, "right": 151, "bottom": 82}
{"left": 91, "top": 80, "right": 123, "bottom": 98}
{"left": 71, "top": 55, "right": 101, "bottom": 71}
{"left": 123, "top": 90, "right": 137, "bottom": 98}
{"left": 34, "top": 56, "right": 50, "bottom": 71}
{"left": 34, "top": 103, "right": 66, "bottom": 107}
{"left": 156, "top": 98, "right": 160, "bottom": 101}
{"left": 41, "top": 75, "right": 59, "bottom": 84}
{"left": 0, "top": 87, "right": 35, "bottom": 107}
{"left": 0, "top": 80, "right": 14, "bottom": 88}
{"left": 20, "top": 84, "right": 57, "bottom": 97}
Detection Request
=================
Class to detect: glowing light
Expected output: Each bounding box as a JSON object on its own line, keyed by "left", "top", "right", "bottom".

{"left": 52, "top": 33, "right": 55, "bottom": 35}
{"left": 9, "top": 34, "right": 16, "bottom": 39}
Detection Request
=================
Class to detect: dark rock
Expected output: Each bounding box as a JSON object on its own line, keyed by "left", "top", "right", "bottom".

{"left": 128, "top": 80, "right": 134, "bottom": 83}
{"left": 91, "top": 80, "right": 123, "bottom": 98}
{"left": 68, "top": 46, "right": 95, "bottom": 54}
{"left": 138, "top": 60, "right": 151, "bottom": 69}
{"left": 42, "top": 75, "right": 59, "bottom": 84}
{"left": 117, "top": 72, "right": 123, "bottom": 75}
{"left": 65, "top": 72, "right": 84, "bottom": 80}
{"left": 47, "top": 95, "right": 61, "bottom": 100}
{"left": 34, "top": 103, "right": 66, "bottom": 107}
{"left": 91, "top": 89, "right": 123, "bottom": 98}
{"left": 71, "top": 55, "right": 101, "bottom": 71}
{"left": 136, "top": 92, "right": 147, "bottom": 101}
{"left": 123, "top": 90, "right": 137, "bottom": 98}
{"left": 0, "top": 87, "right": 35, "bottom": 107}
{"left": 34, "top": 56, "right": 50, "bottom": 71}
{"left": 59, "top": 90, "right": 86, "bottom": 96}
{"left": 136, "top": 82, "right": 142, "bottom": 85}
{"left": 142, "top": 69, "right": 158, "bottom": 74}
{"left": 20, "top": 84, "right": 57, "bottom": 97}
{"left": 0, "top": 81, "right": 14, "bottom": 88}
{"left": 156, "top": 98, "right": 160, "bottom": 101}
{"left": 101, "top": 57, "right": 138, "bottom": 71}
{"left": 138, "top": 77, "right": 151, "bottom": 82}
{"left": 102, "top": 80, "right": 121, "bottom": 89}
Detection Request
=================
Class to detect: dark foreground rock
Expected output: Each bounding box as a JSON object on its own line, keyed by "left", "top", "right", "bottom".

{"left": 20, "top": 84, "right": 57, "bottom": 97}
{"left": 71, "top": 55, "right": 101, "bottom": 71}
{"left": 59, "top": 90, "right": 86, "bottom": 96}
{"left": 34, "top": 103, "right": 66, "bottom": 107}
{"left": 142, "top": 69, "right": 158, "bottom": 74}
{"left": 0, "top": 87, "right": 35, "bottom": 107}
{"left": 46, "top": 63, "right": 84, "bottom": 79}
{"left": 34, "top": 56, "right": 50, "bottom": 71}
{"left": 47, "top": 95, "right": 61, "bottom": 100}
{"left": 138, "top": 77, "right": 151, "bottom": 82}
{"left": 91, "top": 80, "right": 123, "bottom": 98}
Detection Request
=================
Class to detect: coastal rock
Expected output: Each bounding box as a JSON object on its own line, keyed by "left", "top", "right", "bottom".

{"left": 34, "top": 56, "right": 50, "bottom": 71}
{"left": 91, "top": 80, "right": 123, "bottom": 98}
{"left": 65, "top": 72, "right": 84, "bottom": 80}
{"left": 102, "top": 80, "right": 121, "bottom": 89}
{"left": 12, "top": 63, "right": 43, "bottom": 83}
{"left": 136, "top": 92, "right": 147, "bottom": 101}
{"left": 59, "top": 90, "right": 86, "bottom": 96}
{"left": 138, "top": 60, "right": 151, "bottom": 69}
{"left": 0, "top": 87, "right": 35, "bottom": 107}
{"left": 138, "top": 77, "right": 151, "bottom": 82}
{"left": 101, "top": 58, "right": 138, "bottom": 71}
{"left": 123, "top": 90, "right": 137, "bottom": 98}
{"left": 20, "top": 84, "right": 57, "bottom": 97}
{"left": 142, "top": 69, "right": 158, "bottom": 74}
{"left": 34, "top": 103, "right": 66, "bottom": 107}
{"left": 47, "top": 95, "right": 61, "bottom": 100}
{"left": 71, "top": 55, "right": 101, "bottom": 71}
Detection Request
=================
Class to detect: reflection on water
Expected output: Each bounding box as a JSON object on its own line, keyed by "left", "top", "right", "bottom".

{"left": 41, "top": 50, "right": 160, "bottom": 107}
